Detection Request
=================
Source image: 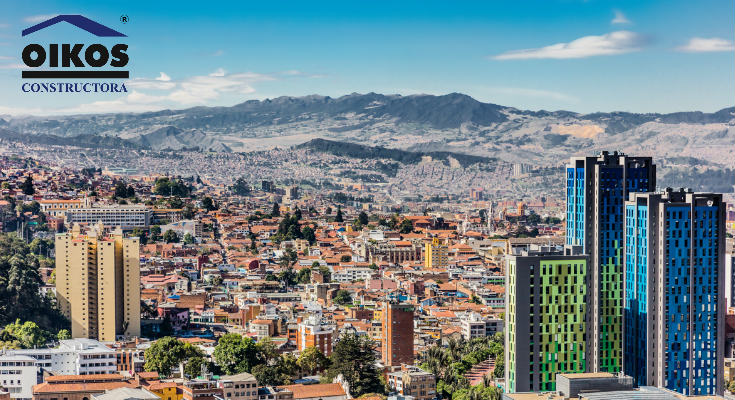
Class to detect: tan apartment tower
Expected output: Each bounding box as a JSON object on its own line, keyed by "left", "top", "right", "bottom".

{"left": 55, "top": 223, "right": 141, "bottom": 341}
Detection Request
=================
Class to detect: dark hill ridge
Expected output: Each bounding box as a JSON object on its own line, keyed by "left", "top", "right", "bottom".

{"left": 295, "top": 138, "right": 495, "bottom": 167}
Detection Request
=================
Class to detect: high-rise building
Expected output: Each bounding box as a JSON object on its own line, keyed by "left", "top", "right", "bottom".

{"left": 424, "top": 237, "right": 448, "bottom": 269}
{"left": 566, "top": 151, "right": 656, "bottom": 373}
{"left": 623, "top": 189, "right": 725, "bottom": 396}
{"left": 55, "top": 223, "right": 141, "bottom": 341}
{"left": 505, "top": 246, "right": 589, "bottom": 393}
{"left": 381, "top": 302, "right": 414, "bottom": 367}
{"left": 297, "top": 314, "right": 334, "bottom": 356}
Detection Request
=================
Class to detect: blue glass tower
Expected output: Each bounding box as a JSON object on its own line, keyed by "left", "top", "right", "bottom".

{"left": 566, "top": 151, "right": 656, "bottom": 373}
{"left": 624, "top": 189, "right": 726, "bottom": 396}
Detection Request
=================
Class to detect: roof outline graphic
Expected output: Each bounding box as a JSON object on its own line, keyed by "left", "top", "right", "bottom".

{"left": 22, "top": 15, "right": 126, "bottom": 37}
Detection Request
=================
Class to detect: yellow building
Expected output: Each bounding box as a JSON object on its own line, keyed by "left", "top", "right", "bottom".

{"left": 55, "top": 223, "right": 141, "bottom": 341}
{"left": 424, "top": 237, "right": 448, "bottom": 269}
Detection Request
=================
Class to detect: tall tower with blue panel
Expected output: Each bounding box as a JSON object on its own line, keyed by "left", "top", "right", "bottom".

{"left": 566, "top": 151, "right": 656, "bottom": 373}
{"left": 624, "top": 189, "right": 725, "bottom": 396}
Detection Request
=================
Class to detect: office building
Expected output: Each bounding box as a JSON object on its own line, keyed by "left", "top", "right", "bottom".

{"left": 381, "top": 302, "right": 415, "bottom": 367}
{"left": 6, "top": 339, "right": 117, "bottom": 376}
{"left": 566, "top": 151, "right": 656, "bottom": 373}
{"left": 727, "top": 252, "right": 735, "bottom": 308}
{"left": 0, "top": 355, "right": 36, "bottom": 400}
{"left": 297, "top": 315, "right": 334, "bottom": 356}
{"left": 55, "top": 223, "right": 141, "bottom": 341}
{"left": 424, "top": 237, "right": 448, "bottom": 269}
{"left": 623, "top": 189, "right": 725, "bottom": 396}
{"left": 505, "top": 246, "right": 589, "bottom": 393}
{"left": 65, "top": 205, "right": 152, "bottom": 229}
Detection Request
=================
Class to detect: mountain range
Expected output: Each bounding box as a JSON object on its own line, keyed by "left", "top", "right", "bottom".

{"left": 1, "top": 92, "right": 733, "bottom": 174}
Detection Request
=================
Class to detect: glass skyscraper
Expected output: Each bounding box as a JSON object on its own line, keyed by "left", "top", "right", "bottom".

{"left": 623, "top": 189, "right": 725, "bottom": 396}
{"left": 566, "top": 151, "right": 656, "bottom": 373}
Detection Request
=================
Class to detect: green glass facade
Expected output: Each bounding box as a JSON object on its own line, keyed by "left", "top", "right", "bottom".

{"left": 506, "top": 253, "right": 589, "bottom": 393}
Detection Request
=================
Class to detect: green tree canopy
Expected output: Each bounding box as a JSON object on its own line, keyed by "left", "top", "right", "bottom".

{"left": 333, "top": 289, "right": 353, "bottom": 306}
{"left": 298, "top": 346, "right": 330, "bottom": 375}
{"left": 325, "top": 333, "right": 384, "bottom": 397}
{"left": 22, "top": 175, "right": 35, "bottom": 195}
{"left": 163, "top": 230, "right": 179, "bottom": 243}
{"left": 143, "top": 337, "right": 203, "bottom": 377}
{"left": 213, "top": 333, "right": 260, "bottom": 375}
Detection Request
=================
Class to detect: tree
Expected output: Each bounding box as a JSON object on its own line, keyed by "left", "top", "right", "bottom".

{"left": 252, "top": 363, "right": 281, "bottom": 386}
{"left": 333, "top": 290, "right": 353, "bottom": 306}
{"left": 150, "top": 225, "right": 162, "bottom": 242}
{"left": 183, "top": 356, "right": 213, "bottom": 378}
{"left": 272, "top": 202, "right": 280, "bottom": 217}
{"left": 297, "top": 268, "right": 311, "bottom": 284}
{"left": 163, "top": 230, "right": 179, "bottom": 243}
{"left": 335, "top": 207, "right": 344, "bottom": 223}
{"left": 183, "top": 233, "right": 195, "bottom": 245}
{"left": 0, "top": 234, "right": 68, "bottom": 332}
{"left": 56, "top": 329, "right": 71, "bottom": 340}
{"left": 231, "top": 177, "right": 251, "bottom": 196}
{"left": 144, "top": 336, "right": 203, "bottom": 377}
{"left": 317, "top": 266, "right": 332, "bottom": 283}
{"left": 1, "top": 320, "right": 47, "bottom": 349}
{"left": 302, "top": 226, "right": 316, "bottom": 245}
{"left": 21, "top": 175, "right": 35, "bottom": 195}
{"left": 325, "top": 206, "right": 332, "bottom": 215}
{"left": 213, "top": 333, "right": 259, "bottom": 374}
{"left": 114, "top": 181, "right": 128, "bottom": 198}
{"left": 298, "top": 346, "right": 330, "bottom": 375}
{"left": 126, "top": 185, "right": 135, "bottom": 198}
{"left": 326, "top": 334, "right": 384, "bottom": 397}
{"left": 202, "top": 197, "right": 216, "bottom": 211}
{"left": 358, "top": 211, "right": 369, "bottom": 226}
{"left": 399, "top": 219, "right": 413, "bottom": 234}
{"left": 131, "top": 228, "right": 149, "bottom": 245}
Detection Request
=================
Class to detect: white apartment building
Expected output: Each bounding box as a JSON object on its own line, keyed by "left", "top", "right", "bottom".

{"left": 6, "top": 339, "right": 117, "bottom": 376}
{"left": 332, "top": 267, "right": 373, "bottom": 282}
{"left": 460, "top": 312, "right": 504, "bottom": 340}
{"left": 0, "top": 355, "right": 37, "bottom": 400}
{"left": 65, "top": 205, "right": 152, "bottom": 229}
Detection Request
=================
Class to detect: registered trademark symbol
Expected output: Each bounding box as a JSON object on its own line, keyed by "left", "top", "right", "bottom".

{"left": 120, "top": 15, "right": 129, "bottom": 24}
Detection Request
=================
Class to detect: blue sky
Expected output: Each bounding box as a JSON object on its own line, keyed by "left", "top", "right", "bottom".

{"left": 0, "top": 0, "right": 732, "bottom": 115}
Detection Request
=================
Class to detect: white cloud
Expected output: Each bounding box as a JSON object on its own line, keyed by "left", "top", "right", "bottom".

{"left": 155, "top": 72, "right": 171, "bottom": 81}
{"left": 0, "top": 63, "right": 25, "bottom": 69}
{"left": 24, "top": 14, "right": 56, "bottom": 24}
{"left": 209, "top": 68, "right": 226, "bottom": 77}
{"left": 212, "top": 49, "right": 224, "bottom": 57}
{"left": 493, "top": 31, "right": 644, "bottom": 60}
{"left": 611, "top": 10, "right": 631, "bottom": 24}
{"left": 0, "top": 23, "right": 9, "bottom": 29}
{"left": 0, "top": 56, "right": 13, "bottom": 60}
{"left": 677, "top": 37, "right": 734, "bottom": 52}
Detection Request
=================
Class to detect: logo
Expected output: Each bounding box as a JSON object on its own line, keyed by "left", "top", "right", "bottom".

{"left": 21, "top": 15, "right": 129, "bottom": 79}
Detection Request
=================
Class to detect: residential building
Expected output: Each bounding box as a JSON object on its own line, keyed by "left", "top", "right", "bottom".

{"left": 32, "top": 374, "right": 137, "bottom": 400}
{"left": 460, "top": 312, "right": 504, "bottom": 340}
{"left": 257, "top": 387, "right": 292, "bottom": 400}
{"left": 386, "top": 365, "right": 436, "bottom": 400}
{"left": 92, "top": 388, "right": 159, "bottom": 400}
{"left": 39, "top": 198, "right": 91, "bottom": 218}
{"left": 623, "top": 189, "right": 725, "bottom": 396}
{"left": 424, "top": 237, "right": 448, "bottom": 269}
{"left": 182, "top": 378, "right": 222, "bottom": 400}
{"left": 7, "top": 339, "right": 117, "bottom": 376}
{"left": 566, "top": 151, "right": 656, "bottom": 373}
{"left": 297, "top": 315, "right": 334, "bottom": 356}
{"left": 505, "top": 247, "right": 589, "bottom": 393}
{"left": 218, "top": 372, "right": 258, "bottom": 400}
{"left": 0, "top": 355, "right": 36, "bottom": 400}
{"left": 65, "top": 205, "right": 152, "bottom": 229}
{"left": 55, "top": 224, "right": 141, "bottom": 341}
{"left": 382, "top": 302, "right": 415, "bottom": 367}
{"left": 278, "top": 384, "right": 346, "bottom": 400}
